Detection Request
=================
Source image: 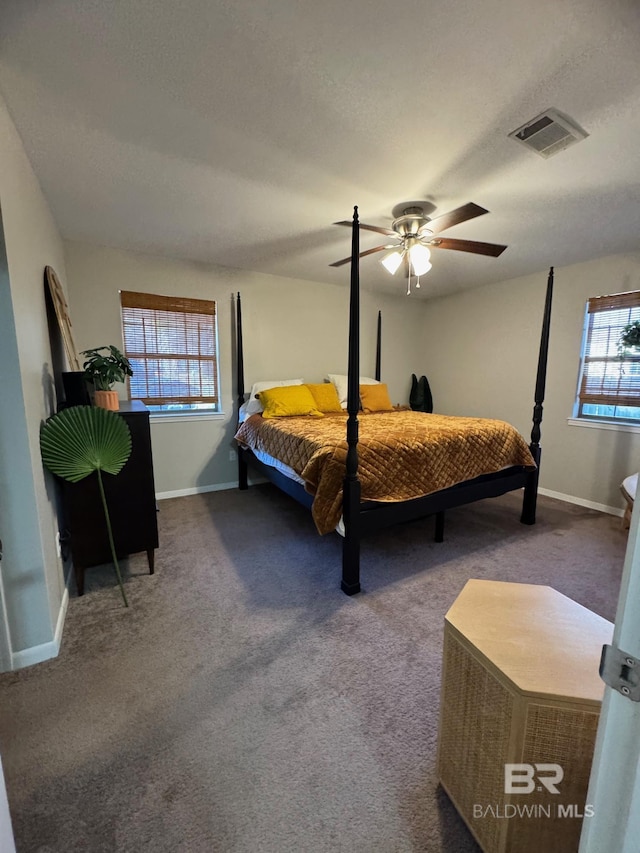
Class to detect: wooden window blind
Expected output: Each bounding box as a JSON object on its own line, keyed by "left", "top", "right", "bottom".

{"left": 578, "top": 291, "right": 640, "bottom": 411}
{"left": 120, "top": 291, "right": 219, "bottom": 407}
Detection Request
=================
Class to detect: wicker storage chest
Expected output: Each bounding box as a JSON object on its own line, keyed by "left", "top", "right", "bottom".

{"left": 437, "top": 579, "right": 612, "bottom": 853}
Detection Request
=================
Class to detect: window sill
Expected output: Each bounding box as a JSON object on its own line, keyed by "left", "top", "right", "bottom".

{"left": 150, "top": 411, "right": 226, "bottom": 424}
{"left": 567, "top": 417, "right": 640, "bottom": 435}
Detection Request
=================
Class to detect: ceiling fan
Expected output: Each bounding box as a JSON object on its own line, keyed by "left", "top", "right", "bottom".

{"left": 330, "top": 201, "right": 507, "bottom": 290}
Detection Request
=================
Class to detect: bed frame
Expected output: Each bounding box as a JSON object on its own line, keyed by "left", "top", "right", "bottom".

{"left": 237, "top": 207, "right": 553, "bottom": 595}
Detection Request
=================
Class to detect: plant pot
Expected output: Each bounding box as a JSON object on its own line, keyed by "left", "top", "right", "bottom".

{"left": 94, "top": 390, "right": 120, "bottom": 411}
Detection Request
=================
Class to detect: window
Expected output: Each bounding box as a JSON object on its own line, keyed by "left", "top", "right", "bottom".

{"left": 120, "top": 291, "right": 220, "bottom": 414}
{"left": 576, "top": 291, "right": 640, "bottom": 423}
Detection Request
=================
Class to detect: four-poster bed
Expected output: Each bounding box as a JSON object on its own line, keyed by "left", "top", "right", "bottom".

{"left": 235, "top": 207, "right": 553, "bottom": 595}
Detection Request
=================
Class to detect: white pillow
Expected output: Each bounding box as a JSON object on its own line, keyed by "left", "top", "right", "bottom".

{"left": 327, "top": 373, "right": 380, "bottom": 409}
{"left": 244, "top": 378, "right": 304, "bottom": 416}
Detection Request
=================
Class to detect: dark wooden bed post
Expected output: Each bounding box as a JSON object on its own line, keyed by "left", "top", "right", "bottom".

{"left": 375, "top": 310, "right": 382, "bottom": 382}
{"left": 521, "top": 266, "right": 554, "bottom": 524}
{"left": 341, "top": 206, "right": 362, "bottom": 595}
{"left": 236, "top": 292, "right": 248, "bottom": 490}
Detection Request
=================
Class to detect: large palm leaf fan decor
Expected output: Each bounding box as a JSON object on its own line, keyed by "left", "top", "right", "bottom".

{"left": 40, "top": 405, "right": 132, "bottom": 607}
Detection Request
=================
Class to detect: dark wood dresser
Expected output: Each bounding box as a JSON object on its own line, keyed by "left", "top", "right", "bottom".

{"left": 63, "top": 401, "right": 159, "bottom": 595}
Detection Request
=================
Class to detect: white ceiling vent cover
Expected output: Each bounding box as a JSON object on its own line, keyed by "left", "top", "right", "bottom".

{"left": 509, "top": 108, "right": 588, "bottom": 158}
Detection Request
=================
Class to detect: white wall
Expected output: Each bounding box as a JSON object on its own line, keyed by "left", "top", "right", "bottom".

{"left": 0, "top": 89, "right": 68, "bottom": 666}
{"left": 64, "top": 241, "right": 424, "bottom": 495}
{"left": 67, "top": 239, "right": 640, "bottom": 512}
{"left": 419, "top": 254, "right": 640, "bottom": 512}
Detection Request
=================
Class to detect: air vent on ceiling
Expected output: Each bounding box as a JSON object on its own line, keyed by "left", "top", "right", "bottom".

{"left": 509, "top": 108, "right": 588, "bottom": 158}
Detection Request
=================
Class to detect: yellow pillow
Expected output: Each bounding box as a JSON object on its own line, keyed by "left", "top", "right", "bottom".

{"left": 304, "top": 383, "right": 343, "bottom": 413}
{"left": 359, "top": 383, "right": 394, "bottom": 413}
{"left": 258, "top": 385, "right": 324, "bottom": 418}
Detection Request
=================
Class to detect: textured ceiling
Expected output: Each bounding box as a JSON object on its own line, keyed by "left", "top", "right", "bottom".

{"left": 1, "top": 0, "right": 639, "bottom": 298}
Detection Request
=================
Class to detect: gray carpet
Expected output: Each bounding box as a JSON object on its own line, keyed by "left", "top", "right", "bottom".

{"left": 0, "top": 486, "right": 626, "bottom": 852}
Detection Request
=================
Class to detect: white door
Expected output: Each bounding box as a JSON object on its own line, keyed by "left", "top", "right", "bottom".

{"left": 580, "top": 491, "right": 640, "bottom": 851}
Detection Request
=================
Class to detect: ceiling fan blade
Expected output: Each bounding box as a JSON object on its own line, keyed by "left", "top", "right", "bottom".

{"left": 334, "top": 220, "right": 397, "bottom": 237}
{"left": 329, "top": 244, "right": 393, "bottom": 267}
{"left": 425, "top": 202, "right": 489, "bottom": 234}
{"left": 429, "top": 237, "right": 507, "bottom": 257}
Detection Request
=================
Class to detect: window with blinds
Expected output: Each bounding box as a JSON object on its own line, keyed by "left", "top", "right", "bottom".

{"left": 577, "top": 291, "right": 640, "bottom": 422}
{"left": 120, "top": 291, "right": 220, "bottom": 412}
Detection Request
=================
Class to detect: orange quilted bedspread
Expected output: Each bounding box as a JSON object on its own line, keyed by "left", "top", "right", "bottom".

{"left": 234, "top": 411, "right": 536, "bottom": 535}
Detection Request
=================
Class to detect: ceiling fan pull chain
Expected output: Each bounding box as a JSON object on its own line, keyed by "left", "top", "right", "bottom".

{"left": 406, "top": 271, "right": 411, "bottom": 296}
{"left": 416, "top": 275, "right": 421, "bottom": 289}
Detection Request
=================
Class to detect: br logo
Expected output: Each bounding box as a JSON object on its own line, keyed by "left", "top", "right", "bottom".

{"left": 505, "top": 763, "right": 564, "bottom": 795}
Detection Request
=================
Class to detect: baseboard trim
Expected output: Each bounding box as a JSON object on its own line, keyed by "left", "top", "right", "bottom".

{"left": 55, "top": 586, "right": 69, "bottom": 647}
{"left": 156, "top": 481, "right": 624, "bottom": 517}
{"left": 156, "top": 478, "right": 267, "bottom": 501}
{"left": 156, "top": 482, "right": 237, "bottom": 500}
{"left": 10, "top": 587, "right": 69, "bottom": 670}
{"left": 538, "top": 487, "right": 624, "bottom": 518}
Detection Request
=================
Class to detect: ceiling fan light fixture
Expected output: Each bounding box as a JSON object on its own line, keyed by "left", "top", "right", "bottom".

{"left": 381, "top": 249, "right": 404, "bottom": 275}
{"left": 408, "top": 243, "right": 432, "bottom": 276}
{"left": 330, "top": 201, "right": 506, "bottom": 272}
{"left": 413, "top": 258, "right": 432, "bottom": 277}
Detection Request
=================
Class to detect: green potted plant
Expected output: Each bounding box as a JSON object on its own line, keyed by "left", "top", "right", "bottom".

{"left": 619, "top": 321, "right": 640, "bottom": 356}
{"left": 40, "top": 405, "right": 132, "bottom": 606}
{"left": 82, "top": 345, "right": 133, "bottom": 411}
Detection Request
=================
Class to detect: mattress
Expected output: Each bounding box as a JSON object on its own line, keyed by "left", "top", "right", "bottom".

{"left": 252, "top": 446, "right": 306, "bottom": 487}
